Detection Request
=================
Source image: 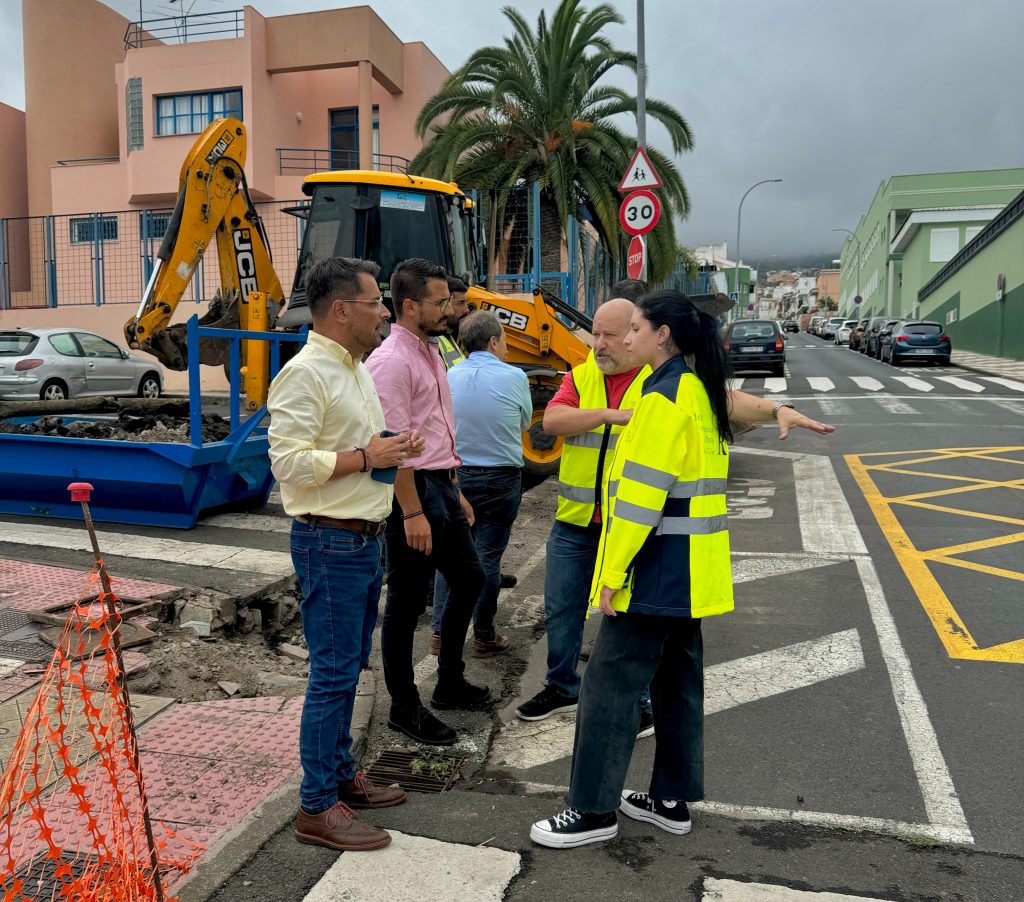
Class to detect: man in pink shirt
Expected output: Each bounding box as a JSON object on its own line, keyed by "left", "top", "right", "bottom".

{"left": 366, "top": 258, "right": 489, "bottom": 746}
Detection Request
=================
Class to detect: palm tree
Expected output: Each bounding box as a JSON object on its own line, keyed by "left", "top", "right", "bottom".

{"left": 411, "top": 0, "right": 693, "bottom": 284}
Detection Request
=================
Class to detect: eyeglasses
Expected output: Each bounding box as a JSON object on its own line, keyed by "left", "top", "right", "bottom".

{"left": 339, "top": 296, "right": 385, "bottom": 311}
{"left": 417, "top": 296, "right": 453, "bottom": 310}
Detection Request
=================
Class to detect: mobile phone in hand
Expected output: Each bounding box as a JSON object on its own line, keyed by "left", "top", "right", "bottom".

{"left": 370, "top": 430, "right": 399, "bottom": 484}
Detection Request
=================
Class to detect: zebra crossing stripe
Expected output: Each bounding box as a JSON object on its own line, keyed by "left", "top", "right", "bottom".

{"left": 728, "top": 378, "right": 745, "bottom": 390}
{"left": 980, "top": 376, "right": 1024, "bottom": 393}
{"left": 874, "top": 395, "right": 919, "bottom": 414}
{"left": 934, "top": 375, "right": 984, "bottom": 393}
{"left": 850, "top": 376, "right": 884, "bottom": 391}
{"left": 986, "top": 398, "right": 1024, "bottom": 416}
{"left": 703, "top": 878, "right": 895, "bottom": 901}
{"left": 807, "top": 377, "right": 835, "bottom": 392}
{"left": 763, "top": 378, "right": 787, "bottom": 393}
{"left": 892, "top": 375, "right": 934, "bottom": 392}
{"left": 815, "top": 397, "right": 853, "bottom": 416}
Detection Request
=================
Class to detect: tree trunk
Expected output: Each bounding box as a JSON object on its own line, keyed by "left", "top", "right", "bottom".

{"left": 538, "top": 194, "right": 563, "bottom": 288}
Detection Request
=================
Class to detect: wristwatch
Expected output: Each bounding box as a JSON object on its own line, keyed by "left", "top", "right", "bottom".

{"left": 771, "top": 401, "right": 795, "bottom": 420}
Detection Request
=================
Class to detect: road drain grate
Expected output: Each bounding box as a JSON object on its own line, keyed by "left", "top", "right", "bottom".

{"left": 363, "top": 748, "right": 465, "bottom": 793}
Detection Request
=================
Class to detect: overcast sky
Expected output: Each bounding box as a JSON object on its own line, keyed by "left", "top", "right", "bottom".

{"left": 2, "top": 0, "right": 1023, "bottom": 261}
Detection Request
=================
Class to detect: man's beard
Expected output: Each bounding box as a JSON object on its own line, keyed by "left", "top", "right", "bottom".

{"left": 420, "top": 313, "right": 448, "bottom": 337}
{"left": 594, "top": 355, "right": 619, "bottom": 374}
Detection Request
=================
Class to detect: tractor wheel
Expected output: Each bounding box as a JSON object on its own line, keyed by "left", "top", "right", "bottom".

{"left": 521, "top": 383, "right": 562, "bottom": 483}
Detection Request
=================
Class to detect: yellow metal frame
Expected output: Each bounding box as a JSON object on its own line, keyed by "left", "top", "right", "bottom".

{"left": 303, "top": 170, "right": 463, "bottom": 196}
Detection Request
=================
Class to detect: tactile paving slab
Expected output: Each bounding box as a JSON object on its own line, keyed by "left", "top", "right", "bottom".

{"left": 0, "top": 560, "right": 178, "bottom": 613}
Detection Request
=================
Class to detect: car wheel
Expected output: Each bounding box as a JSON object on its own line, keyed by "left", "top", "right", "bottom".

{"left": 771, "top": 364, "right": 785, "bottom": 377}
{"left": 138, "top": 373, "right": 161, "bottom": 399}
{"left": 40, "top": 379, "right": 68, "bottom": 401}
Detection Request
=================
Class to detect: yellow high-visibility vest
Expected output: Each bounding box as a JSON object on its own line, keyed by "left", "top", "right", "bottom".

{"left": 555, "top": 353, "right": 649, "bottom": 526}
{"left": 437, "top": 335, "right": 466, "bottom": 370}
{"left": 590, "top": 355, "right": 733, "bottom": 619}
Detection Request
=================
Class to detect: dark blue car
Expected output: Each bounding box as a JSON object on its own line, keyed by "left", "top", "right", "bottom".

{"left": 878, "top": 320, "right": 952, "bottom": 366}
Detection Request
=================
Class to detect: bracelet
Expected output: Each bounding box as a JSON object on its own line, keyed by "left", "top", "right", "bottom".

{"left": 771, "top": 401, "right": 795, "bottom": 420}
{"left": 356, "top": 448, "right": 369, "bottom": 472}
{"left": 402, "top": 510, "right": 424, "bottom": 520}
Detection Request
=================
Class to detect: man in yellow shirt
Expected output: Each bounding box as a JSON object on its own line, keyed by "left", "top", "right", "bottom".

{"left": 268, "top": 257, "right": 424, "bottom": 853}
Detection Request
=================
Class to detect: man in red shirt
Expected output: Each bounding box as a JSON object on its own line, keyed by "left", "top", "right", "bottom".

{"left": 516, "top": 284, "right": 833, "bottom": 725}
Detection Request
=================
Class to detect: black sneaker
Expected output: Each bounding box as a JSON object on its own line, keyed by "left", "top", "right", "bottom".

{"left": 619, "top": 791, "right": 691, "bottom": 835}
{"left": 500, "top": 572, "right": 518, "bottom": 589}
{"left": 387, "top": 704, "right": 456, "bottom": 746}
{"left": 530, "top": 807, "right": 617, "bottom": 848}
{"left": 430, "top": 679, "right": 491, "bottom": 711}
{"left": 515, "top": 685, "right": 578, "bottom": 721}
{"left": 636, "top": 710, "right": 655, "bottom": 739}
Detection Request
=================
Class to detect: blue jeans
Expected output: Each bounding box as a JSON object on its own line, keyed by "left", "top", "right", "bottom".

{"left": 290, "top": 519, "right": 383, "bottom": 814}
{"left": 544, "top": 520, "right": 652, "bottom": 713}
{"left": 433, "top": 466, "right": 522, "bottom": 641}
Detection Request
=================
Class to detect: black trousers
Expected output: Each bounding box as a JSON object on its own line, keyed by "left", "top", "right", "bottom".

{"left": 381, "top": 470, "right": 485, "bottom": 710}
{"left": 568, "top": 612, "right": 704, "bottom": 814}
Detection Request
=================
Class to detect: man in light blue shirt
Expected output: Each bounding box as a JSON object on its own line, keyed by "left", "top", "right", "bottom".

{"left": 432, "top": 310, "right": 532, "bottom": 658}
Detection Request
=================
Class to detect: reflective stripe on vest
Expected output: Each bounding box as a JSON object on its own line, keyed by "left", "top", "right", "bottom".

{"left": 657, "top": 514, "right": 729, "bottom": 536}
{"left": 555, "top": 356, "right": 649, "bottom": 527}
{"left": 437, "top": 335, "right": 466, "bottom": 370}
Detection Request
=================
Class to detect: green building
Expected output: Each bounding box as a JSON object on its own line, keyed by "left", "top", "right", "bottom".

{"left": 837, "top": 168, "right": 1024, "bottom": 322}
{"left": 917, "top": 190, "right": 1024, "bottom": 360}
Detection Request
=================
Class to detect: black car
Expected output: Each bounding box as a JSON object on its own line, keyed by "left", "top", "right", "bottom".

{"left": 781, "top": 319, "right": 799, "bottom": 333}
{"left": 724, "top": 319, "right": 785, "bottom": 376}
{"left": 862, "top": 316, "right": 896, "bottom": 358}
{"left": 878, "top": 320, "right": 952, "bottom": 366}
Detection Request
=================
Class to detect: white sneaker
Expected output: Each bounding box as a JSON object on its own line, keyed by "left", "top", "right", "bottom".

{"left": 619, "top": 791, "right": 692, "bottom": 835}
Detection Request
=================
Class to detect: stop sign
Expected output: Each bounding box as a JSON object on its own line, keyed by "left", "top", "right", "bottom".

{"left": 626, "top": 236, "right": 645, "bottom": 280}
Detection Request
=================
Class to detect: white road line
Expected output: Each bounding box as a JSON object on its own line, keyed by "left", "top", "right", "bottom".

{"left": 807, "top": 377, "right": 835, "bottom": 392}
{"left": 980, "top": 376, "right": 1024, "bottom": 392}
{"left": 304, "top": 831, "right": 520, "bottom": 902}
{"left": 945, "top": 400, "right": 981, "bottom": 417}
{"left": 792, "top": 455, "right": 868, "bottom": 555}
{"left": 934, "top": 375, "right": 985, "bottom": 393}
{"left": 763, "top": 378, "right": 787, "bottom": 393}
{"left": 704, "top": 877, "right": 895, "bottom": 901}
{"left": 850, "top": 376, "right": 884, "bottom": 391}
{"left": 854, "top": 557, "right": 971, "bottom": 838}
{"left": 728, "top": 378, "right": 745, "bottom": 390}
{"left": 0, "top": 521, "right": 294, "bottom": 576}
{"left": 873, "top": 395, "right": 919, "bottom": 415}
{"left": 199, "top": 512, "right": 292, "bottom": 533}
{"left": 892, "top": 376, "right": 934, "bottom": 392}
{"left": 986, "top": 398, "right": 1024, "bottom": 417}
{"left": 814, "top": 397, "right": 853, "bottom": 417}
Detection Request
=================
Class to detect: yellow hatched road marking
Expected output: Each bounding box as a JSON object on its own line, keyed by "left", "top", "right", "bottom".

{"left": 898, "top": 500, "right": 1024, "bottom": 528}
{"left": 846, "top": 447, "right": 1024, "bottom": 665}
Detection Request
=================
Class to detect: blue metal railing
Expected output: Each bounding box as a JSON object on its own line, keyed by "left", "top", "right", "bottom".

{"left": 124, "top": 9, "right": 245, "bottom": 50}
{"left": 185, "top": 315, "right": 308, "bottom": 447}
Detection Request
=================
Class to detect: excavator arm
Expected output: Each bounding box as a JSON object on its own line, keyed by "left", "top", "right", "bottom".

{"left": 124, "top": 118, "right": 285, "bottom": 376}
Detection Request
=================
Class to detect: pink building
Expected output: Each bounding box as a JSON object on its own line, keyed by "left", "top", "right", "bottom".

{"left": 1, "top": 0, "right": 450, "bottom": 389}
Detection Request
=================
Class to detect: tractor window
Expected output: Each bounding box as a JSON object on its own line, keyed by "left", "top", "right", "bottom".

{"left": 446, "top": 202, "right": 475, "bottom": 284}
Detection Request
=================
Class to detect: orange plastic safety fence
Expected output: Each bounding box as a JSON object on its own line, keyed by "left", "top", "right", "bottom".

{"left": 0, "top": 565, "right": 200, "bottom": 901}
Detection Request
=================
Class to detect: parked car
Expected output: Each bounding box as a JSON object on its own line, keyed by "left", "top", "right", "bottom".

{"left": 820, "top": 317, "right": 846, "bottom": 340}
{"left": 878, "top": 321, "right": 951, "bottom": 366}
{"left": 724, "top": 319, "right": 786, "bottom": 376}
{"left": 849, "top": 318, "right": 869, "bottom": 351}
{"left": 860, "top": 316, "right": 893, "bottom": 357}
{"left": 0, "top": 328, "right": 163, "bottom": 401}
{"left": 834, "top": 319, "right": 859, "bottom": 345}
{"left": 807, "top": 315, "right": 825, "bottom": 336}
{"left": 781, "top": 319, "right": 799, "bottom": 333}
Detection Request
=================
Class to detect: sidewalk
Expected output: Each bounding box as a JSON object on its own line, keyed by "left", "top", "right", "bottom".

{"left": 951, "top": 348, "right": 1024, "bottom": 381}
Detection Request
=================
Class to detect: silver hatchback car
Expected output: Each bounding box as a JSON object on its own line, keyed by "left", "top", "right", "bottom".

{"left": 0, "top": 328, "right": 163, "bottom": 401}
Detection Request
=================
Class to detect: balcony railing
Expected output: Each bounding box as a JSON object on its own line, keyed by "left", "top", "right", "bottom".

{"left": 124, "top": 9, "right": 244, "bottom": 50}
{"left": 277, "top": 148, "right": 412, "bottom": 177}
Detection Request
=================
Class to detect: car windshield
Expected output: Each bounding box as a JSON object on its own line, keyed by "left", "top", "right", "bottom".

{"left": 904, "top": 323, "right": 942, "bottom": 335}
{"left": 843, "top": 320, "right": 857, "bottom": 327}
{"left": 829, "top": 318, "right": 844, "bottom": 325}
{"left": 730, "top": 322, "right": 776, "bottom": 339}
{"left": 0, "top": 332, "right": 38, "bottom": 356}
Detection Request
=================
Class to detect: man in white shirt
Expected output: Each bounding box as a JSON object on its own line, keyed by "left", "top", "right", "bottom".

{"left": 268, "top": 256, "right": 423, "bottom": 853}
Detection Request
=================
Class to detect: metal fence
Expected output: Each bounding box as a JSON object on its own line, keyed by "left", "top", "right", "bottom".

{"left": 0, "top": 201, "right": 307, "bottom": 311}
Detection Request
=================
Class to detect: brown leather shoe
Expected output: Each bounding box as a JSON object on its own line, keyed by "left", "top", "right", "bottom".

{"left": 338, "top": 772, "right": 407, "bottom": 809}
{"left": 472, "top": 633, "right": 510, "bottom": 658}
{"left": 430, "top": 632, "right": 440, "bottom": 656}
{"left": 294, "top": 802, "right": 391, "bottom": 851}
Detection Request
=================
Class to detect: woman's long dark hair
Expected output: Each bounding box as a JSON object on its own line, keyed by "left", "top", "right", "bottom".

{"left": 636, "top": 290, "right": 733, "bottom": 446}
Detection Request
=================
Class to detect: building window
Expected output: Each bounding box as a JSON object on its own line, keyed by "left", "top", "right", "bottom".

{"left": 156, "top": 89, "right": 243, "bottom": 136}
{"left": 141, "top": 212, "right": 172, "bottom": 240}
{"left": 964, "top": 225, "right": 984, "bottom": 245}
{"left": 126, "top": 77, "right": 143, "bottom": 154}
{"left": 70, "top": 216, "right": 118, "bottom": 244}
{"left": 929, "top": 228, "right": 959, "bottom": 263}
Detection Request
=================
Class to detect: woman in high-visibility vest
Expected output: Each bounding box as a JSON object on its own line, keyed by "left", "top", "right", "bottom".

{"left": 531, "top": 289, "right": 734, "bottom": 849}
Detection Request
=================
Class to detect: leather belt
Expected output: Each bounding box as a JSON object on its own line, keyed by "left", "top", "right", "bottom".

{"left": 420, "top": 468, "right": 457, "bottom": 481}
{"left": 297, "top": 515, "right": 386, "bottom": 536}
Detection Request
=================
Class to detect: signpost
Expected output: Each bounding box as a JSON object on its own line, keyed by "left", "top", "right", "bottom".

{"left": 619, "top": 189, "right": 661, "bottom": 236}
{"left": 626, "top": 235, "right": 645, "bottom": 280}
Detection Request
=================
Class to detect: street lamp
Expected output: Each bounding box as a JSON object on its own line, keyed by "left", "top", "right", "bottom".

{"left": 832, "top": 228, "right": 861, "bottom": 314}
{"left": 735, "top": 179, "right": 782, "bottom": 317}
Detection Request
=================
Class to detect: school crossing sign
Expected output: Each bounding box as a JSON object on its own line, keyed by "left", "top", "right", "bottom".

{"left": 618, "top": 147, "right": 663, "bottom": 192}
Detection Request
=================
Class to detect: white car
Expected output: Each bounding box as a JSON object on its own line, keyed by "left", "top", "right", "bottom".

{"left": 834, "top": 319, "right": 859, "bottom": 345}
{"left": 0, "top": 328, "right": 163, "bottom": 401}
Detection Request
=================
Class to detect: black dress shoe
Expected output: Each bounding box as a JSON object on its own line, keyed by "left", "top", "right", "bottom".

{"left": 430, "top": 680, "right": 491, "bottom": 711}
{"left": 387, "top": 704, "right": 456, "bottom": 745}
{"left": 499, "top": 573, "right": 518, "bottom": 589}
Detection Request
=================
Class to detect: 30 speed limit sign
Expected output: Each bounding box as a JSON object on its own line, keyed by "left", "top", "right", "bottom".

{"left": 619, "top": 189, "right": 661, "bottom": 236}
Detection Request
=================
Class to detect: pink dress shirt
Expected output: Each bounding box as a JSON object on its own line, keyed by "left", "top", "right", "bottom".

{"left": 366, "top": 323, "right": 461, "bottom": 471}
